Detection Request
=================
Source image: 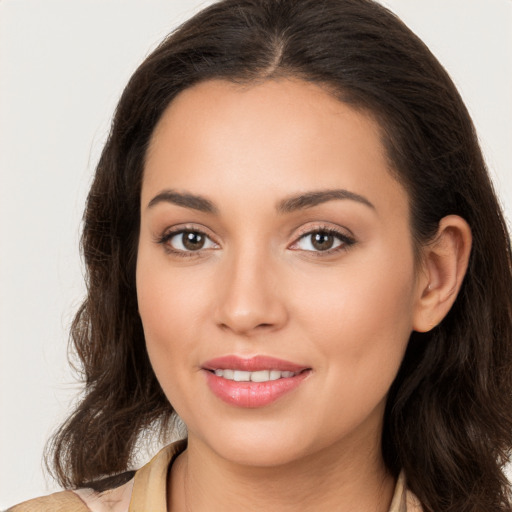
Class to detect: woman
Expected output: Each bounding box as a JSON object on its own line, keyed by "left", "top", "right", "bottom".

{"left": 9, "top": 0, "right": 512, "bottom": 510}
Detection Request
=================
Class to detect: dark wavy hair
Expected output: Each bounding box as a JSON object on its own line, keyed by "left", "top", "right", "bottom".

{"left": 46, "top": 0, "right": 512, "bottom": 510}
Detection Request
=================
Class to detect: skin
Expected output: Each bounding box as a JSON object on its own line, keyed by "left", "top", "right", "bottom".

{"left": 136, "top": 79, "right": 471, "bottom": 511}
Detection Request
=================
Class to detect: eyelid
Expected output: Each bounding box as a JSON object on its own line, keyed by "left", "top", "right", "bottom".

{"left": 155, "top": 222, "right": 214, "bottom": 239}
{"left": 155, "top": 223, "right": 220, "bottom": 255}
{"left": 292, "top": 222, "right": 355, "bottom": 240}
{"left": 154, "top": 222, "right": 355, "bottom": 256}
{"left": 288, "top": 223, "right": 356, "bottom": 253}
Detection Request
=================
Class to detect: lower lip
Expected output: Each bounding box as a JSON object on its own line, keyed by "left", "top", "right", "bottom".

{"left": 204, "top": 370, "right": 310, "bottom": 408}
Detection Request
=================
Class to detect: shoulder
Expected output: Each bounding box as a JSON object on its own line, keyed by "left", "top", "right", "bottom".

{"left": 6, "top": 480, "right": 134, "bottom": 512}
{"left": 6, "top": 440, "right": 186, "bottom": 512}
{"left": 73, "top": 479, "right": 134, "bottom": 512}
{"left": 6, "top": 490, "right": 90, "bottom": 512}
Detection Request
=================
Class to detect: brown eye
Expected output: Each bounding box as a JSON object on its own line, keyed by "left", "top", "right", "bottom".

{"left": 311, "top": 232, "right": 335, "bottom": 251}
{"left": 164, "top": 230, "right": 218, "bottom": 252}
{"left": 182, "top": 231, "right": 206, "bottom": 250}
{"left": 292, "top": 229, "right": 354, "bottom": 253}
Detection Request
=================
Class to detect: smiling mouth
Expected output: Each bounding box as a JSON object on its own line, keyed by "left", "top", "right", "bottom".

{"left": 204, "top": 368, "right": 311, "bottom": 408}
{"left": 210, "top": 369, "right": 303, "bottom": 382}
{"left": 203, "top": 356, "right": 312, "bottom": 407}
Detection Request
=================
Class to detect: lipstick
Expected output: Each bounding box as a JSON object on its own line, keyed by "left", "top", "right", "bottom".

{"left": 202, "top": 355, "right": 311, "bottom": 408}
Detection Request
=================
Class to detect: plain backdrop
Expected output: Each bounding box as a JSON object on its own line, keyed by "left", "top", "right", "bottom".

{"left": 1, "top": 0, "right": 511, "bottom": 508}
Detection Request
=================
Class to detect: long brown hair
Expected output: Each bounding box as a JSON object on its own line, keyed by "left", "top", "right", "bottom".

{"left": 47, "top": 1, "right": 512, "bottom": 510}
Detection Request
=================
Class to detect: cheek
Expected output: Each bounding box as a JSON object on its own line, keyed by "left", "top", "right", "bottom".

{"left": 136, "top": 250, "right": 182, "bottom": 365}
{"left": 286, "top": 259, "right": 416, "bottom": 438}
{"left": 292, "top": 248, "right": 417, "bottom": 382}
{"left": 136, "top": 241, "right": 209, "bottom": 336}
{"left": 137, "top": 280, "right": 188, "bottom": 416}
{"left": 299, "top": 250, "right": 415, "bottom": 318}
{"left": 136, "top": 248, "right": 215, "bottom": 402}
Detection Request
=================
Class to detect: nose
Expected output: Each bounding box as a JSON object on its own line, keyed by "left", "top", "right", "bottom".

{"left": 214, "top": 249, "right": 289, "bottom": 336}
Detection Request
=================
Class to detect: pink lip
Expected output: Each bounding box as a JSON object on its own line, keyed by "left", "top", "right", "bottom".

{"left": 202, "top": 355, "right": 311, "bottom": 408}
{"left": 203, "top": 355, "right": 307, "bottom": 373}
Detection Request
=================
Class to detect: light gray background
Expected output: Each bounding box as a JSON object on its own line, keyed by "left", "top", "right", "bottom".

{"left": 1, "top": 0, "right": 511, "bottom": 508}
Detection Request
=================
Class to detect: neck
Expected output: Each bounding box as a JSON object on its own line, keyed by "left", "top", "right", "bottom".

{"left": 168, "top": 431, "right": 395, "bottom": 512}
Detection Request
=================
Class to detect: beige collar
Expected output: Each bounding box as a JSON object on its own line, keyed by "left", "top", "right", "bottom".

{"left": 75, "top": 440, "right": 422, "bottom": 512}
{"left": 129, "top": 440, "right": 187, "bottom": 511}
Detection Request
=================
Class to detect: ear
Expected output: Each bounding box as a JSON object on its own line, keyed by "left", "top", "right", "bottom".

{"left": 413, "top": 215, "right": 472, "bottom": 332}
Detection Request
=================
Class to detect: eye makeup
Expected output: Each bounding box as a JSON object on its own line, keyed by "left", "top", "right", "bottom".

{"left": 154, "top": 221, "right": 356, "bottom": 259}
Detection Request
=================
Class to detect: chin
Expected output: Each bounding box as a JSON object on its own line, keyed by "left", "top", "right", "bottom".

{"left": 213, "top": 436, "right": 309, "bottom": 468}
{"left": 188, "top": 414, "right": 331, "bottom": 469}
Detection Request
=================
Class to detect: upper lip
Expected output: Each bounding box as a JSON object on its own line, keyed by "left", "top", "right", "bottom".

{"left": 202, "top": 355, "right": 310, "bottom": 373}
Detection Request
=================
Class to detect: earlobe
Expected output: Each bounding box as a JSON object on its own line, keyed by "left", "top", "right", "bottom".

{"left": 413, "top": 215, "right": 472, "bottom": 332}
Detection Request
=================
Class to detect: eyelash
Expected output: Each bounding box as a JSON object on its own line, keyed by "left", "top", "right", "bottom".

{"left": 291, "top": 226, "right": 356, "bottom": 256}
{"left": 156, "top": 225, "right": 219, "bottom": 258}
{"left": 156, "top": 225, "right": 356, "bottom": 258}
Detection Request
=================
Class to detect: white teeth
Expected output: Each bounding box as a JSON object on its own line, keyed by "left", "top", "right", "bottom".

{"left": 217, "top": 369, "right": 234, "bottom": 379}
{"left": 233, "top": 370, "right": 251, "bottom": 382}
{"left": 250, "top": 370, "right": 270, "bottom": 382}
{"left": 213, "top": 369, "right": 298, "bottom": 382}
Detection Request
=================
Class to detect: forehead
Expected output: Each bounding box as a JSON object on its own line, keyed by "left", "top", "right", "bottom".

{"left": 142, "top": 78, "right": 408, "bottom": 220}
{"left": 147, "top": 78, "right": 384, "bottom": 167}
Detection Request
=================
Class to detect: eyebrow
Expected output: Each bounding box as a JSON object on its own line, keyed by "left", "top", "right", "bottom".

{"left": 277, "top": 189, "right": 375, "bottom": 213}
{"left": 147, "top": 190, "right": 218, "bottom": 214}
{"left": 147, "top": 188, "right": 374, "bottom": 215}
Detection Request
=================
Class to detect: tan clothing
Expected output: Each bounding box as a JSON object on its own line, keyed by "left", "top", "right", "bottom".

{"left": 8, "top": 440, "right": 422, "bottom": 511}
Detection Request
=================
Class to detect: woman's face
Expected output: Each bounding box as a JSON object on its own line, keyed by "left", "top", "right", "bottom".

{"left": 137, "top": 79, "right": 426, "bottom": 467}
